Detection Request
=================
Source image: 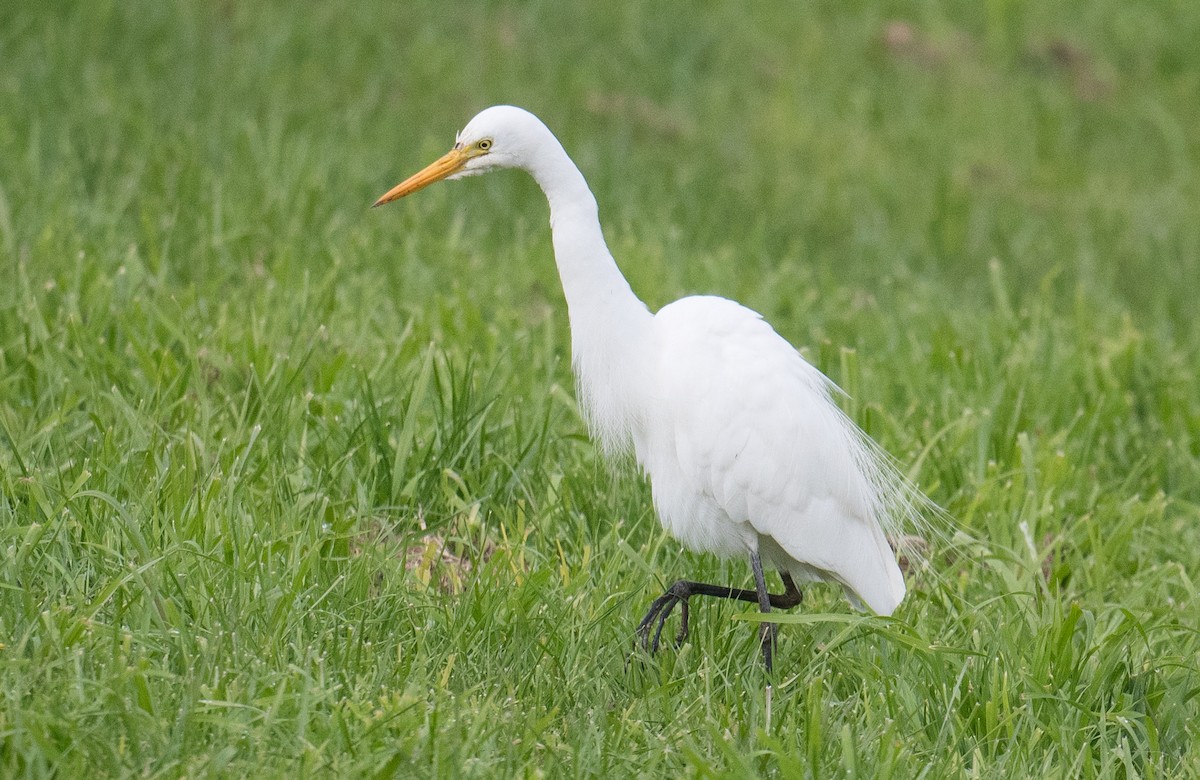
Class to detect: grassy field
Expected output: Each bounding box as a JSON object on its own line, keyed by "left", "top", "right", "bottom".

{"left": 2, "top": 1, "right": 1199, "bottom": 776}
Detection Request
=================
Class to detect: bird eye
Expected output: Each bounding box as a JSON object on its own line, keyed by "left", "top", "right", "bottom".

{"left": 478, "top": 139, "right": 493, "bottom": 151}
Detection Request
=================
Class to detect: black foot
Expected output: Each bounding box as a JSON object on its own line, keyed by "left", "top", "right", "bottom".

{"left": 628, "top": 568, "right": 806, "bottom": 657}
{"left": 636, "top": 580, "right": 693, "bottom": 653}
{"left": 633, "top": 565, "right": 803, "bottom": 669}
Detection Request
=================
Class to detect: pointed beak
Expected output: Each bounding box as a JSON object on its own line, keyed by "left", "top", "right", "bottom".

{"left": 373, "top": 146, "right": 470, "bottom": 207}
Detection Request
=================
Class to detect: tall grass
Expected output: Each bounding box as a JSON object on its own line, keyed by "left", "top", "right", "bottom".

{"left": 1, "top": 1, "right": 1197, "bottom": 775}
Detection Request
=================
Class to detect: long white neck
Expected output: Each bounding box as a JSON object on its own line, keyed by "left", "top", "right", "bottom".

{"left": 525, "top": 135, "right": 654, "bottom": 454}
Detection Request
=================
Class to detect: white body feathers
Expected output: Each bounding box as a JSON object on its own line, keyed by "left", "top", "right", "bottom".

{"left": 437, "top": 106, "right": 917, "bottom": 615}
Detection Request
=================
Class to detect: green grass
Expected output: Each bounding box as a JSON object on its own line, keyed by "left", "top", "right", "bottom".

{"left": 2, "top": 0, "right": 1199, "bottom": 776}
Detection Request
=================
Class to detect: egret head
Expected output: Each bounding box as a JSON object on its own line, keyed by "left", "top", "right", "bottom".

{"left": 373, "top": 105, "right": 548, "bottom": 207}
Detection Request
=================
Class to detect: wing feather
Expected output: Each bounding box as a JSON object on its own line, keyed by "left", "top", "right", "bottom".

{"left": 643, "top": 296, "right": 909, "bottom": 614}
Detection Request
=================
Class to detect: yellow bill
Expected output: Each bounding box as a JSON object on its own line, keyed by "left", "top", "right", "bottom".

{"left": 373, "top": 146, "right": 470, "bottom": 207}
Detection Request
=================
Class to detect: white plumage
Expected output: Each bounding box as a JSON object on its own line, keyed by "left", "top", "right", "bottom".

{"left": 640, "top": 296, "right": 906, "bottom": 613}
{"left": 375, "top": 105, "right": 928, "bottom": 670}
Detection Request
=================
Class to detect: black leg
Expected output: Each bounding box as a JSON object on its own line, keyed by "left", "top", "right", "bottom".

{"left": 636, "top": 559, "right": 803, "bottom": 660}
{"left": 750, "top": 551, "right": 775, "bottom": 673}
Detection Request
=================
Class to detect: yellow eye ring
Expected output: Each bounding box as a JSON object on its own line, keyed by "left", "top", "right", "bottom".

{"left": 478, "top": 139, "right": 493, "bottom": 151}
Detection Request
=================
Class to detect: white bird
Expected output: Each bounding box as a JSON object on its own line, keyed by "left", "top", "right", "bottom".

{"left": 375, "top": 106, "right": 929, "bottom": 672}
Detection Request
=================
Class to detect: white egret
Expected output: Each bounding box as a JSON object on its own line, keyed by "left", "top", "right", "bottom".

{"left": 375, "top": 106, "right": 930, "bottom": 672}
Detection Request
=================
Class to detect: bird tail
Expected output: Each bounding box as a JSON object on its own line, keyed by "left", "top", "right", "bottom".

{"left": 827, "top": 387, "right": 950, "bottom": 613}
